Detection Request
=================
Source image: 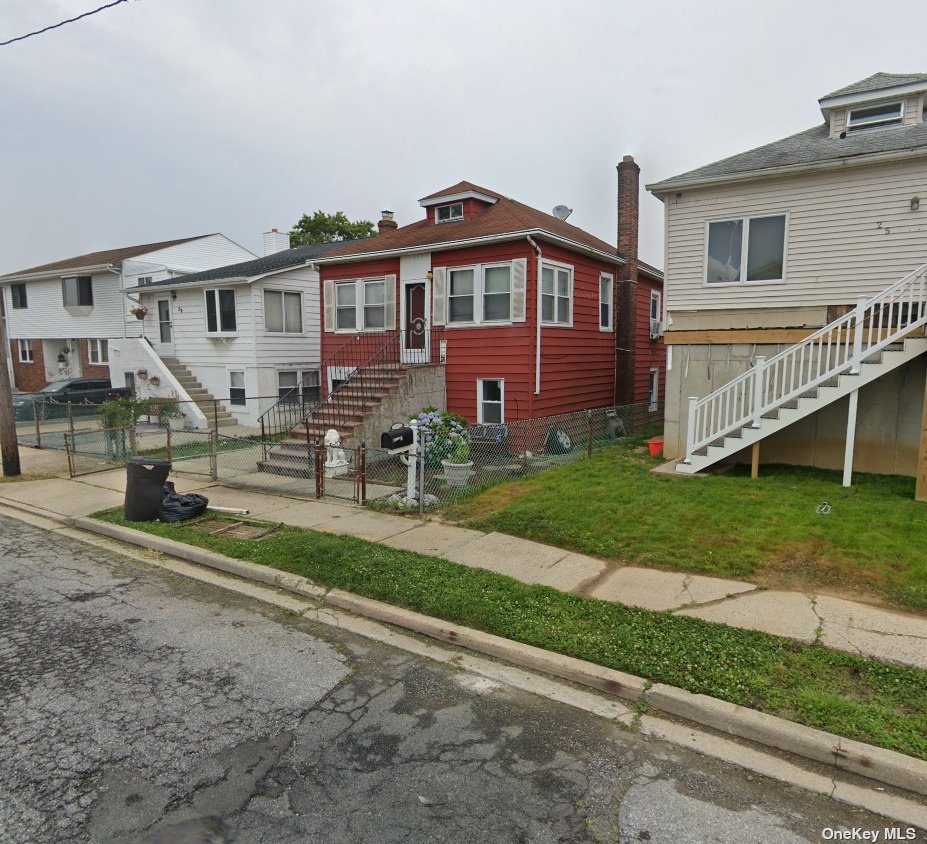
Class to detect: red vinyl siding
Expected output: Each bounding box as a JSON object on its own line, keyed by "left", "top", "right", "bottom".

{"left": 634, "top": 276, "right": 666, "bottom": 405}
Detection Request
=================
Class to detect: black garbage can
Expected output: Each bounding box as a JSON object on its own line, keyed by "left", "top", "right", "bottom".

{"left": 124, "top": 457, "right": 172, "bottom": 521}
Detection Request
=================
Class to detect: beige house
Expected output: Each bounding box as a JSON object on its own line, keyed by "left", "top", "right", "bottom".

{"left": 648, "top": 72, "right": 927, "bottom": 483}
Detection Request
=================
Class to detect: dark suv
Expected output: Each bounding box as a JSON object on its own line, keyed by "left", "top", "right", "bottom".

{"left": 13, "top": 378, "right": 131, "bottom": 422}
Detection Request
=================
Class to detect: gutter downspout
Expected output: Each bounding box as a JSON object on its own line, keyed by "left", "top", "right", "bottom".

{"left": 527, "top": 235, "right": 543, "bottom": 396}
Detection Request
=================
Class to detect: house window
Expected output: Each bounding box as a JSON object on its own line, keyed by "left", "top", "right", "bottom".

{"left": 706, "top": 215, "right": 786, "bottom": 284}
{"left": 229, "top": 371, "right": 246, "bottom": 406}
{"left": 482, "top": 265, "right": 511, "bottom": 322}
{"left": 363, "top": 279, "right": 385, "bottom": 329}
{"left": 650, "top": 289, "right": 662, "bottom": 322}
{"left": 648, "top": 368, "right": 659, "bottom": 411}
{"left": 541, "top": 263, "right": 572, "bottom": 325}
{"left": 847, "top": 101, "right": 903, "bottom": 131}
{"left": 277, "top": 370, "right": 300, "bottom": 400}
{"left": 477, "top": 379, "right": 504, "bottom": 424}
{"left": 436, "top": 203, "right": 463, "bottom": 223}
{"left": 335, "top": 282, "right": 357, "bottom": 330}
{"left": 62, "top": 276, "right": 93, "bottom": 306}
{"left": 138, "top": 276, "right": 153, "bottom": 286}
{"left": 264, "top": 289, "right": 303, "bottom": 334}
{"left": 11, "top": 284, "right": 27, "bottom": 309}
{"left": 17, "top": 339, "right": 34, "bottom": 363}
{"left": 88, "top": 339, "right": 109, "bottom": 364}
{"left": 599, "top": 274, "right": 613, "bottom": 330}
{"left": 205, "top": 288, "right": 237, "bottom": 333}
{"left": 448, "top": 268, "right": 476, "bottom": 323}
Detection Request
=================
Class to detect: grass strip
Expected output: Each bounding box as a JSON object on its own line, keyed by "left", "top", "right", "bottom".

{"left": 93, "top": 507, "right": 927, "bottom": 761}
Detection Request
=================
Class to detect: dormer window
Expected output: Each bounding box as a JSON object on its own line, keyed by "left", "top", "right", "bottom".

{"left": 847, "top": 101, "right": 904, "bottom": 131}
{"left": 436, "top": 203, "right": 463, "bottom": 224}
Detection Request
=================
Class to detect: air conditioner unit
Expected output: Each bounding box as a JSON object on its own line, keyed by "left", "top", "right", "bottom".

{"left": 649, "top": 319, "right": 664, "bottom": 339}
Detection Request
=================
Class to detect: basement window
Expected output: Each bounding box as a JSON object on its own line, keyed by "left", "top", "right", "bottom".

{"left": 847, "top": 101, "right": 903, "bottom": 131}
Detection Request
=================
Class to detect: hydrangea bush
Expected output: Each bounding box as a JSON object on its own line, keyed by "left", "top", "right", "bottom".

{"left": 413, "top": 407, "right": 470, "bottom": 465}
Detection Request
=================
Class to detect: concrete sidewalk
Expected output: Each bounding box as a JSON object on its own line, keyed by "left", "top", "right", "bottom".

{"left": 4, "top": 447, "right": 927, "bottom": 671}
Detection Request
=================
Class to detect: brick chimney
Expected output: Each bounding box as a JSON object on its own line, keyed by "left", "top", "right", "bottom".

{"left": 378, "top": 210, "right": 398, "bottom": 234}
{"left": 615, "top": 154, "right": 641, "bottom": 405}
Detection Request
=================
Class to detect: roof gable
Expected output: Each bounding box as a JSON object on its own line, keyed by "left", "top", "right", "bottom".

{"left": 821, "top": 72, "right": 927, "bottom": 101}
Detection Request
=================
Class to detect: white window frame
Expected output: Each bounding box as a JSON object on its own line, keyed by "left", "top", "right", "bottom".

{"left": 17, "top": 339, "right": 34, "bottom": 363}
{"left": 88, "top": 338, "right": 109, "bottom": 364}
{"left": 332, "top": 278, "right": 388, "bottom": 333}
{"left": 648, "top": 368, "right": 659, "bottom": 412}
{"left": 599, "top": 273, "right": 613, "bottom": 331}
{"left": 847, "top": 100, "right": 904, "bottom": 131}
{"left": 540, "top": 260, "right": 573, "bottom": 327}
{"left": 650, "top": 289, "right": 662, "bottom": 322}
{"left": 703, "top": 213, "right": 788, "bottom": 287}
{"left": 445, "top": 263, "right": 515, "bottom": 327}
{"left": 435, "top": 203, "right": 464, "bottom": 224}
{"left": 204, "top": 288, "right": 238, "bottom": 335}
{"left": 477, "top": 378, "right": 505, "bottom": 424}
{"left": 263, "top": 288, "right": 304, "bottom": 335}
{"left": 229, "top": 370, "right": 246, "bottom": 406}
{"left": 10, "top": 283, "right": 27, "bottom": 309}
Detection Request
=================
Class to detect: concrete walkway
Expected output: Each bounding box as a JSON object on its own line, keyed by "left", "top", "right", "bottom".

{"left": 4, "top": 447, "right": 927, "bottom": 671}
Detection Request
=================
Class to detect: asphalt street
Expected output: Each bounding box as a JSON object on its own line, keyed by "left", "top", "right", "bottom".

{"left": 0, "top": 513, "right": 909, "bottom": 843}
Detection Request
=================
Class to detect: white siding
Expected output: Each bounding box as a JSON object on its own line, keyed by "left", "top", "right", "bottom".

{"left": 663, "top": 157, "right": 927, "bottom": 315}
{"left": 3, "top": 272, "right": 125, "bottom": 339}
{"left": 134, "top": 234, "right": 255, "bottom": 273}
{"left": 253, "top": 268, "right": 321, "bottom": 367}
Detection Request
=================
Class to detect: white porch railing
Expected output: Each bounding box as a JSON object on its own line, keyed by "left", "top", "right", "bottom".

{"left": 685, "top": 261, "right": 927, "bottom": 463}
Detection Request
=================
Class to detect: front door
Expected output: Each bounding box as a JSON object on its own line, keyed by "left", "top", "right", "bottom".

{"left": 400, "top": 253, "right": 431, "bottom": 364}
{"left": 157, "top": 299, "right": 174, "bottom": 357}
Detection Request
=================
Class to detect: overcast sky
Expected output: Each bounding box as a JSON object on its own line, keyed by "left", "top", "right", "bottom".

{"left": 0, "top": 0, "right": 922, "bottom": 274}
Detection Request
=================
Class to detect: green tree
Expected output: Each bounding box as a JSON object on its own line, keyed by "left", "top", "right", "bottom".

{"left": 288, "top": 211, "right": 376, "bottom": 246}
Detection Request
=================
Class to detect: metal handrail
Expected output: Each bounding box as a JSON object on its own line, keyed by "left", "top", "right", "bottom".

{"left": 685, "top": 261, "right": 927, "bottom": 461}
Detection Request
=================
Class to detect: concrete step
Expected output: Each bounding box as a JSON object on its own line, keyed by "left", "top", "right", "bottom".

{"left": 257, "top": 459, "right": 315, "bottom": 478}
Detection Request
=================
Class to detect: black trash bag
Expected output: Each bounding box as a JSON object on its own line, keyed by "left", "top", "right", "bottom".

{"left": 158, "top": 481, "right": 209, "bottom": 523}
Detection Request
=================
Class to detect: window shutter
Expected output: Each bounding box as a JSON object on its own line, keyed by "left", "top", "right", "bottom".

{"left": 432, "top": 267, "right": 447, "bottom": 325}
{"left": 511, "top": 258, "right": 527, "bottom": 322}
{"left": 323, "top": 280, "right": 335, "bottom": 332}
{"left": 383, "top": 274, "right": 397, "bottom": 330}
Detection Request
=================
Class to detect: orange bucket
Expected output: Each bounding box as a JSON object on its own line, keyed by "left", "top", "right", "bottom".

{"left": 647, "top": 436, "right": 664, "bottom": 458}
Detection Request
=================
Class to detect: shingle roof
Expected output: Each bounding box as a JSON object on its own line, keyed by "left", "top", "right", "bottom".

{"left": 322, "top": 188, "right": 618, "bottom": 261}
{"left": 133, "top": 240, "right": 356, "bottom": 289}
{"left": 1, "top": 236, "right": 211, "bottom": 279}
{"left": 418, "top": 181, "right": 504, "bottom": 202}
{"left": 821, "top": 72, "right": 927, "bottom": 100}
{"left": 648, "top": 120, "right": 927, "bottom": 193}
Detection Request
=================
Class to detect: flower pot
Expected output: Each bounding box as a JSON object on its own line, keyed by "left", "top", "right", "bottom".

{"left": 441, "top": 459, "right": 474, "bottom": 489}
{"left": 647, "top": 436, "right": 664, "bottom": 458}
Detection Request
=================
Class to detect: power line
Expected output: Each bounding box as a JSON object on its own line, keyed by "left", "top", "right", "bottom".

{"left": 0, "top": 0, "right": 138, "bottom": 48}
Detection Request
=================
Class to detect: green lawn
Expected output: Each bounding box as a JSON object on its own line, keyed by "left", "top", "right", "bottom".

{"left": 441, "top": 442, "right": 927, "bottom": 613}
{"left": 92, "top": 507, "right": 927, "bottom": 760}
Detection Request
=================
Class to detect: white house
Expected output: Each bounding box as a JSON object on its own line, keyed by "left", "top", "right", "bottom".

{"left": 647, "top": 72, "right": 927, "bottom": 485}
{"left": 0, "top": 234, "right": 256, "bottom": 392}
{"left": 111, "top": 239, "right": 352, "bottom": 429}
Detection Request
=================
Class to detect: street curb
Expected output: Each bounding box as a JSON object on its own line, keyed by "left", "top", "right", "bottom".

{"left": 31, "top": 511, "right": 927, "bottom": 800}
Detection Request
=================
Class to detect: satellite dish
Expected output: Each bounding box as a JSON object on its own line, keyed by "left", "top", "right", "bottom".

{"left": 552, "top": 205, "right": 573, "bottom": 221}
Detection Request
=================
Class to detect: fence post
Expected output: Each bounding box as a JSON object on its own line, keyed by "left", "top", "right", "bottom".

{"left": 166, "top": 426, "right": 172, "bottom": 463}
{"left": 128, "top": 424, "right": 137, "bottom": 456}
{"left": 358, "top": 443, "right": 367, "bottom": 505}
{"left": 586, "top": 410, "right": 593, "bottom": 457}
{"left": 213, "top": 399, "right": 219, "bottom": 435}
{"left": 64, "top": 433, "right": 75, "bottom": 478}
{"left": 751, "top": 356, "right": 766, "bottom": 428}
{"left": 314, "top": 438, "right": 324, "bottom": 499}
{"left": 34, "top": 399, "right": 43, "bottom": 449}
{"left": 67, "top": 401, "right": 75, "bottom": 443}
{"left": 208, "top": 430, "right": 218, "bottom": 481}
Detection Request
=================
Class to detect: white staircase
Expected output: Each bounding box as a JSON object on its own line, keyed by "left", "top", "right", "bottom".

{"left": 678, "top": 261, "right": 927, "bottom": 474}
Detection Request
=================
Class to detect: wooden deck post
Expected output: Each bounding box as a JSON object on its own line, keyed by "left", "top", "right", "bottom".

{"left": 842, "top": 388, "right": 859, "bottom": 488}
{"left": 750, "top": 442, "right": 760, "bottom": 479}
{"left": 915, "top": 369, "right": 927, "bottom": 501}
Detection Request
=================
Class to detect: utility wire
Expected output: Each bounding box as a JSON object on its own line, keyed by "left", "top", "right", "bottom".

{"left": 1, "top": 0, "right": 137, "bottom": 48}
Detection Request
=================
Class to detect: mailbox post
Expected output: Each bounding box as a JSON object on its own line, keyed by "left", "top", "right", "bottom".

{"left": 380, "top": 420, "right": 420, "bottom": 504}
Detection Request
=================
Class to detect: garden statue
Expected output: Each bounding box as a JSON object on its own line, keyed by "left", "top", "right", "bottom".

{"left": 324, "top": 429, "right": 349, "bottom": 478}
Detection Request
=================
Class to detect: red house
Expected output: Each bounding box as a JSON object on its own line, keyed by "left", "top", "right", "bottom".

{"left": 311, "top": 162, "right": 662, "bottom": 438}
